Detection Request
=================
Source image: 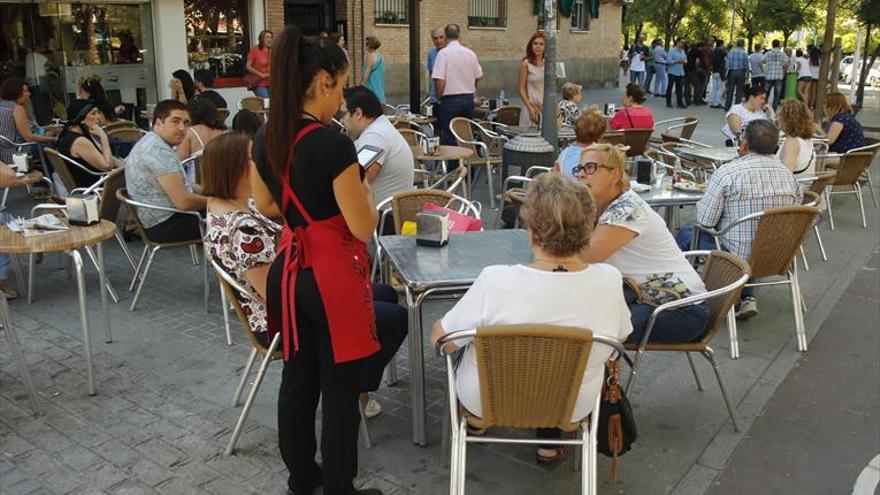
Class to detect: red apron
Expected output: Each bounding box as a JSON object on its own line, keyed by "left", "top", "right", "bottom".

{"left": 271, "top": 122, "right": 379, "bottom": 363}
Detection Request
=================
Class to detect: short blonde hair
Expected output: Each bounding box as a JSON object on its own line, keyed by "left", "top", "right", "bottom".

{"left": 520, "top": 173, "right": 597, "bottom": 256}
{"left": 582, "top": 143, "right": 630, "bottom": 191}
{"left": 561, "top": 82, "right": 582, "bottom": 101}
{"left": 778, "top": 99, "right": 817, "bottom": 139}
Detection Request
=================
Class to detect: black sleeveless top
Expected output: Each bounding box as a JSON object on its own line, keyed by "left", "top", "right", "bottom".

{"left": 57, "top": 129, "right": 104, "bottom": 188}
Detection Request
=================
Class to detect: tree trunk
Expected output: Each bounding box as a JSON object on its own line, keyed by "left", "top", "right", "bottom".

{"left": 829, "top": 37, "right": 842, "bottom": 92}
{"left": 856, "top": 23, "right": 873, "bottom": 111}
{"left": 813, "top": 0, "right": 837, "bottom": 121}
{"left": 783, "top": 30, "right": 791, "bottom": 47}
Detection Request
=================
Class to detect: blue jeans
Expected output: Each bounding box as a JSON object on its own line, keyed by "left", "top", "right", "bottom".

{"left": 438, "top": 94, "right": 475, "bottom": 146}
{"left": 252, "top": 86, "right": 269, "bottom": 98}
{"left": 766, "top": 79, "right": 784, "bottom": 109}
{"left": 675, "top": 226, "right": 755, "bottom": 298}
{"left": 630, "top": 70, "right": 645, "bottom": 87}
{"left": 653, "top": 64, "right": 668, "bottom": 95}
{"left": 709, "top": 73, "right": 724, "bottom": 106}
{"left": 0, "top": 212, "right": 11, "bottom": 281}
{"left": 627, "top": 302, "right": 710, "bottom": 344}
{"left": 644, "top": 63, "right": 656, "bottom": 91}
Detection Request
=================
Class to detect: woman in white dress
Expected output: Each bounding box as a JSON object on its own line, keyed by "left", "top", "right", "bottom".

{"left": 518, "top": 32, "right": 545, "bottom": 127}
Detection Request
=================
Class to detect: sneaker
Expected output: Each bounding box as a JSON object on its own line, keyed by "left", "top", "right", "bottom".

{"left": 735, "top": 296, "right": 758, "bottom": 320}
{"left": 363, "top": 398, "right": 383, "bottom": 419}
{"left": 0, "top": 281, "right": 19, "bottom": 300}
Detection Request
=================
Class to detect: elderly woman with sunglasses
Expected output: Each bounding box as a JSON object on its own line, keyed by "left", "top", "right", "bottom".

{"left": 574, "top": 144, "right": 710, "bottom": 344}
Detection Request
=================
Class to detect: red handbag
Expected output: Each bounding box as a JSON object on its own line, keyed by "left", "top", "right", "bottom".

{"left": 422, "top": 202, "right": 483, "bottom": 232}
{"left": 243, "top": 73, "right": 262, "bottom": 91}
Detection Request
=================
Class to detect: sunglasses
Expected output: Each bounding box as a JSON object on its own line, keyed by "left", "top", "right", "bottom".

{"left": 571, "top": 162, "right": 614, "bottom": 176}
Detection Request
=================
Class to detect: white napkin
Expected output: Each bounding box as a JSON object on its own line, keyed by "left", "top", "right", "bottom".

{"left": 630, "top": 183, "right": 651, "bottom": 193}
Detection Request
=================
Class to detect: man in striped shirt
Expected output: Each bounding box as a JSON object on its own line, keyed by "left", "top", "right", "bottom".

{"left": 724, "top": 39, "right": 750, "bottom": 111}
{"left": 764, "top": 40, "right": 789, "bottom": 110}
{"left": 677, "top": 119, "right": 801, "bottom": 319}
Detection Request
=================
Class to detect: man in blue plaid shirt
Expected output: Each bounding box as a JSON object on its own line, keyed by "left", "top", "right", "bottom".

{"left": 763, "top": 40, "right": 789, "bottom": 109}
{"left": 725, "top": 39, "right": 750, "bottom": 111}
{"left": 677, "top": 119, "right": 801, "bottom": 319}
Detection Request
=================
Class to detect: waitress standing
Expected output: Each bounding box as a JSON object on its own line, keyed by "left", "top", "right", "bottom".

{"left": 251, "top": 26, "right": 382, "bottom": 495}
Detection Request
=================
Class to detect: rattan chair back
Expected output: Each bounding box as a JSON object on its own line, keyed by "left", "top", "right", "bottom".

{"left": 679, "top": 117, "right": 699, "bottom": 139}
{"left": 106, "top": 128, "right": 144, "bottom": 143}
{"left": 102, "top": 120, "right": 137, "bottom": 132}
{"left": 450, "top": 117, "right": 477, "bottom": 152}
{"left": 695, "top": 251, "right": 751, "bottom": 344}
{"left": 494, "top": 106, "right": 521, "bottom": 126}
{"left": 390, "top": 189, "right": 455, "bottom": 233}
{"left": 43, "top": 147, "right": 78, "bottom": 192}
{"left": 116, "top": 188, "right": 201, "bottom": 248}
{"left": 600, "top": 131, "right": 625, "bottom": 146}
{"left": 833, "top": 152, "right": 873, "bottom": 187}
{"left": 398, "top": 128, "right": 425, "bottom": 147}
{"left": 808, "top": 171, "right": 837, "bottom": 196}
{"left": 622, "top": 128, "right": 654, "bottom": 156}
{"left": 467, "top": 325, "right": 595, "bottom": 432}
{"left": 239, "top": 97, "right": 264, "bottom": 113}
{"left": 748, "top": 205, "right": 820, "bottom": 278}
{"left": 99, "top": 168, "right": 126, "bottom": 222}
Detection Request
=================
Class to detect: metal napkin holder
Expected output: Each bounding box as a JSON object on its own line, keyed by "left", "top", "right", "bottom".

{"left": 415, "top": 211, "right": 449, "bottom": 247}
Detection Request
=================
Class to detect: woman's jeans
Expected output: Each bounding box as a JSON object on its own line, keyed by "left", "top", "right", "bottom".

{"left": 626, "top": 302, "right": 710, "bottom": 344}
{"left": 709, "top": 73, "right": 724, "bottom": 106}
{"left": 653, "top": 64, "right": 668, "bottom": 95}
{"left": 675, "top": 226, "right": 756, "bottom": 298}
{"left": 252, "top": 86, "right": 270, "bottom": 98}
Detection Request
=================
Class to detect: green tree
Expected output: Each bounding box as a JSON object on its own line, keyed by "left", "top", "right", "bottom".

{"left": 757, "top": 0, "right": 816, "bottom": 46}
{"left": 680, "top": 0, "right": 729, "bottom": 42}
{"left": 852, "top": 0, "right": 880, "bottom": 111}
{"left": 735, "top": 0, "right": 772, "bottom": 50}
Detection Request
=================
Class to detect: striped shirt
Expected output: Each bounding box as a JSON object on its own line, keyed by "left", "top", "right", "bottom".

{"left": 763, "top": 48, "right": 788, "bottom": 80}
{"left": 696, "top": 153, "right": 802, "bottom": 260}
{"left": 726, "top": 47, "right": 749, "bottom": 71}
{"left": 0, "top": 100, "right": 23, "bottom": 164}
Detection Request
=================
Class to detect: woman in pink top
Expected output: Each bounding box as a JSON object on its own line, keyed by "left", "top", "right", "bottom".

{"left": 246, "top": 30, "right": 273, "bottom": 98}
{"left": 609, "top": 83, "right": 655, "bottom": 130}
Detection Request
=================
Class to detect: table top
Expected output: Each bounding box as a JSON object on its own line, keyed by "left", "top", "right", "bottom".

{"left": 379, "top": 229, "right": 533, "bottom": 291}
{"left": 411, "top": 145, "right": 474, "bottom": 162}
{"left": 499, "top": 125, "right": 575, "bottom": 139}
{"left": 390, "top": 115, "right": 436, "bottom": 124}
{"left": 0, "top": 219, "right": 116, "bottom": 254}
{"left": 10, "top": 170, "right": 43, "bottom": 187}
{"left": 676, "top": 146, "right": 739, "bottom": 164}
{"left": 636, "top": 183, "right": 704, "bottom": 207}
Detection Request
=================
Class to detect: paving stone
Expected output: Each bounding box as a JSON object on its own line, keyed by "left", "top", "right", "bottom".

{"left": 130, "top": 437, "right": 188, "bottom": 469}
{"left": 122, "top": 459, "right": 173, "bottom": 488}
{"left": 93, "top": 439, "right": 142, "bottom": 469}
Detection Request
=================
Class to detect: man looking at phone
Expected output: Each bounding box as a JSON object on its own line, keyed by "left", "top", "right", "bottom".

{"left": 341, "top": 86, "right": 414, "bottom": 208}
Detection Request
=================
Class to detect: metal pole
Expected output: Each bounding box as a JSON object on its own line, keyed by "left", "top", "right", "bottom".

{"left": 541, "top": 0, "right": 558, "bottom": 148}
{"left": 850, "top": 31, "right": 862, "bottom": 103}
{"left": 408, "top": 0, "right": 421, "bottom": 112}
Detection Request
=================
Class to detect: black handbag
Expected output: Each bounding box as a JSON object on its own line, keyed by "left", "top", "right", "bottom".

{"left": 596, "top": 358, "right": 638, "bottom": 483}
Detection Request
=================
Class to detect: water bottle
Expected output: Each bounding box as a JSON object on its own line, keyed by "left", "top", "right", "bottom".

{"left": 672, "top": 156, "right": 683, "bottom": 185}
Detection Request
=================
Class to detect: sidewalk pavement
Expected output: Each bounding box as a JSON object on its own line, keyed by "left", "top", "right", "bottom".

{"left": 1, "top": 84, "right": 879, "bottom": 495}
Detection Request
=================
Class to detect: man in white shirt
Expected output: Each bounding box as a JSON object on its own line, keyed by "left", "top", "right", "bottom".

{"left": 432, "top": 23, "right": 483, "bottom": 147}
{"left": 24, "top": 47, "right": 48, "bottom": 91}
{"left": 341, "top": 86, "right": 414, "bottom": 211}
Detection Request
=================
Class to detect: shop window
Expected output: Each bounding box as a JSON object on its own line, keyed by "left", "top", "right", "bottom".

{"left": 185, "top": 0, "right": 250, "bottom": 87}
{"left": 57, "top": 3, "right": 147, "bottom": 66}
{"left": 374, "top": 0, "right": 408, "bottom": 25}
{"left": 469, "top": 0, "right": 507, "bottom": 28}
{"left": 571, "top": 0, "right": 591, "bottom": 32}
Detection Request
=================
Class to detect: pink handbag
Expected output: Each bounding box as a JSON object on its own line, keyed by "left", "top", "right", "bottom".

{"left": 422, "top": 202, "right": 483, "bottom": 232}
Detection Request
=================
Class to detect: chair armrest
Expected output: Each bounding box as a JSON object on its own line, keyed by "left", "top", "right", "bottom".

{"left": 678, "top": 138, "right": 712, "bottom": 148}
{"left": 689, "top": 224, "right": 723, "bottom": 250}
{"left": 801, "top": 190, "right": 821, "bottom": 207}
{"left": 654, "top": 117, "right": 686, "bottom": 127}
{"left": 122, "top": 196, "right": 202, "bottom": 218}
{"left": 31, "top": 203, "right": 67, "bottom": 218}
{"left": 525, "top": 166, "right": 551, "bottom": 178}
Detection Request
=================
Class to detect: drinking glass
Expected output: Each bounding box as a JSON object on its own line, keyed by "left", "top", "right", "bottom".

{"left": 653, "top": 161, "right": 667, "bottom": 187}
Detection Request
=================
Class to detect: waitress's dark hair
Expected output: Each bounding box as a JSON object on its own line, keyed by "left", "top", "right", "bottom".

{"left": 172, "top": 69, "right": 196, "bottom": 100}
{"left": 266, "top": 25, "right": 348, "bottom": 179}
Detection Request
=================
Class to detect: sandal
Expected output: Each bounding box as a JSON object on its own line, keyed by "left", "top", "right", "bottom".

{"left": 535, "top": 446, "right": 565, "bottom": 465}
{"left": 466, "top": 426, "right": 487, "bottom": 437}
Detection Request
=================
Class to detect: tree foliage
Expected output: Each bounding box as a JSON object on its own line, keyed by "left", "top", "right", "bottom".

{"left": 756, "top": 0, "right": 817, "bottom": 46}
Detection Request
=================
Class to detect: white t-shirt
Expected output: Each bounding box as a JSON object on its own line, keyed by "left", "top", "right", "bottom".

{"left": 355, "top": 115, "right": 414, "bottom": 206}
{"left": 629, "top": 51, "right": 646, "bottom": 72}
{"left": 441, "top": 263, "right": 633, "bottom": 422}
{"left": 600, "top": 190, "right": 706, "bottom": 294}
{"left": 722, "top": 104, "right": 767, "bottom": 141}
{"left": 25, "top": 52, "right": 48, "bottom": 86}
{"left": 797, "top": 57, "right": 812, "bottom": 79}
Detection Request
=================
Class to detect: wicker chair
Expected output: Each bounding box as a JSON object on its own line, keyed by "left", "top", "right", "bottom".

{"left": 600, "top": 131, "right": 625, "bottom": 146}
{"left": 823, "top": 151, "right": 873, "bottom": 229}
{"left": 106, "top": 127, "right": 145, "bottom": 143}
{"left": 494, "top": 106, "right": 521, "bottom": 126}
{"left": 116, "top": 188, "right": 208, "bottom": 311}
{"left": 238, "top": 97, "right": 265, "bottom": 113}
{"left": 622, "top": 128, "right": 654, "bottom": 157}
{"left": 623, "top": 251, "right": 750, "bottom": 431}
{"left": 659, "top": 141, "right": 716, "bottom": 182}
{"left": 694, "top": 205, "right": 820, "bottom": 358}
{"left": 43, "top": 147, "right": 110, "bottom": 196}
{"left": 799, "top": 171, "right": 837, "bottom": 265}
{"left": 101, "top": 120, "right": 137, "bottom": 132}
{"left": 398, "top": 128, "right": 428, "bottom": 148}
{"left": 650, "top": 117, "right": 699, "bottom": 144}
{"left": 846, "top": 142, "right": 880, "bottom": 208}
{"left": 438, "top": 325, "right": 626, "bottom": 495}
{"left": 390, "top": 188, "right": 480, "bottom": 234}
{"left": 449, "top": 117, "right": 506, "bottom": 208}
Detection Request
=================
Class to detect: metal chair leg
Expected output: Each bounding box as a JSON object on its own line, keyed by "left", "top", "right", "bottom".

{"left": 865, "top": 170, "right": 878, "bottom": 207}
{"left": 624, "top": 349, "right": 645, "bottom": 394}
{"left": 189, "top": 244, "right": 199, "bottom": 265}
{"left": 359, "top": 401, "right": 372, "bottom": 449}
{"left": 799, "top": 245, "right": 810, "bottom": 272}
{"left": 232, "top": 347, "right": 258, "bottom": 406}
{"left": 203, "top": 250, "right": 209, "bottom": 314}
{"left": 856, "top": 184, "right": 867, "bottom": 228}
{"left": 115, "top": 231, "right": 137, "bottom": 273}
{"left": 384, "top": 352, "right": 398, "bottom": 386}
{"left": 220, "top": 287, "right": 233, "bottom": 346}
{"left": 129, "top": 246, "right": 159, "bottom": 311}
{"left": 727, "top": 308, "right": 740, "bottom": 359}
{"left": 129, "top": 246, "right": 149, "bottom": 292}
{"left": 703, "top": 348, "right": 740, "bottom": 432}
{"left": 0, "top": 295, "right": 42, "bottom": 415}
{"left": 685, "top": 352, "right": 703, "bottom": 391}
{"left": 27, "top": 253, "right": 34, "bottom": 304}
{"left": 791, "top": 266, "right": 808, "bottom": 352}
{"left": 83, "top": 245, "right": 119, "bottom": 304}
{"left": 814, "top": 225, "right": 828, "bottom": 261}
{"left": 225, "top": 334, "right": 280, "bottom": 456}
{"left": 456, "top": 419, "right": 468, "bottom": 495}
{"left": 826, "top": 189, "right": 835, "bottom": 230}
{"left": 10, "top": 255, "right": 25, "bottom": 295}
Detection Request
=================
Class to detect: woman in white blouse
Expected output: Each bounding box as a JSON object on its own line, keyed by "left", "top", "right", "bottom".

{"left": 776, "top": 99, "right": 817, "bottom": 176}
{"left": 722, "top": 85, "right": 775, "bottom": 146}
{"left": 576, "top": 143, "right": 710, "bottom": 345}
{"left": 431, "top": 173, "right": 631, "bottom": 465}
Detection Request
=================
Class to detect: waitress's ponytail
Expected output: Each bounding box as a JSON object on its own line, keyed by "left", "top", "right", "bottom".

{"left": 266, "top": 25, "right": 349, "bottom": 180}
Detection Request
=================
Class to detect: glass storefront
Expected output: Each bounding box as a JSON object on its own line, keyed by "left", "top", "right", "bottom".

{"left": 0, "top": 1, "right": 158, "bottom": 123}
{"left": 185, "top": 0, "right": 250, "bottom": 87}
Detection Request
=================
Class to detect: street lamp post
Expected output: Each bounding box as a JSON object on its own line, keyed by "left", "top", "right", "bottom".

{"left": 541, "top": 0, "right": 558, "bottom": 147}
{"left": 408, "top": 0, "right": 421, "bottom": 113}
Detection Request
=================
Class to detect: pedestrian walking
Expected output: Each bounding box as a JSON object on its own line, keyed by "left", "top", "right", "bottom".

{"left": 519, "top": 32, "right": 545, "bottom": 127}
{"left": 666, "top": 38, "right": 687, "bottom": 108}
{"left": 764, "top": 40, "right": 788, "bottom": 109}
{"left": 432, "top": 23, "right": 483, "bottom": 148}
{"left": 724, "top": 39, "right": 749, "bottom": 110}
{"left": 652, "top": 39, "right": 668, "bottom": 97}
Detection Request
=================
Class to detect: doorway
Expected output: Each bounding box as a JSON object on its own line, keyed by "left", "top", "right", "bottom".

{"left": 284, "top": 0, "right": 334, "bottom": 36}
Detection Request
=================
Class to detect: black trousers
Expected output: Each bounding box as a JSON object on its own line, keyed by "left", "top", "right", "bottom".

{"left": 144, "top": 212, "right": 201, "bottom": 243}
{"left": 666, "top": 75, "right": 685, "bottom": 107}
{"left": 278, "top": 268, "right": 363, "bottom": 495}
{"left": 725, "top": 69, "right": 747, "bottom": 110}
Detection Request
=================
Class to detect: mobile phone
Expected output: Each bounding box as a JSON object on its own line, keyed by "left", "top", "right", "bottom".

{"left": 356, "top": 145, "right": 384, "bottom": 170}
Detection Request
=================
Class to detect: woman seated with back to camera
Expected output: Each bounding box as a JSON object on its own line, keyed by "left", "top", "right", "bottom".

{"left": 575, "top": 143, "right": 709, "bottom": 344}
{"left": 608, "top": 83, "right": 655, "bottom": 131}
{"left": 431, "top": 173, "right": 632, "bottom": 464}
{"left": 56, "top": 101, "right": 121, "bottom": 189}
{"left": 201, "top": 132, "right": 407, "bottom": 418}
{"left": 176, "top": 99, "right": 227, "bottom": 161}
{"left": 776, "top": 99, "right": 817, "bottom": 177}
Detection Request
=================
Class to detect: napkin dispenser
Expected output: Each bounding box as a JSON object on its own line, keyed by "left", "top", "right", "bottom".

{"left": 415, "top": 211, "right": 448, "bottom": 247}
{"left": 66, "top": 194, "right": 100, "bottom": 226}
